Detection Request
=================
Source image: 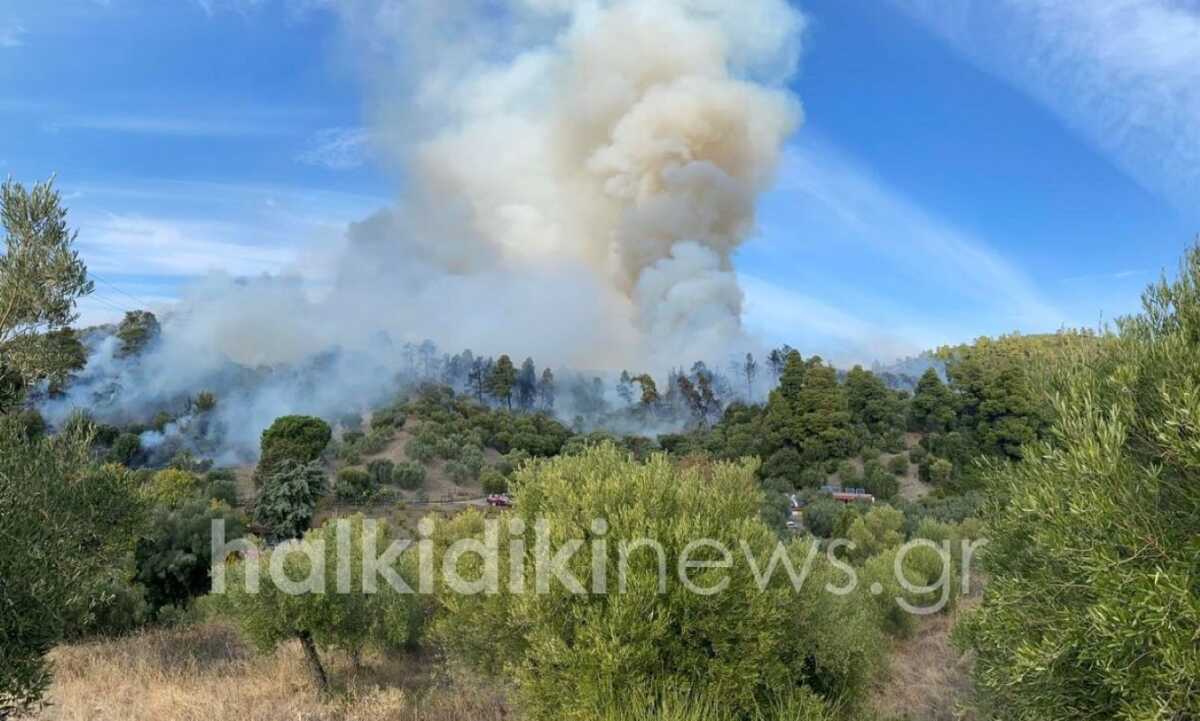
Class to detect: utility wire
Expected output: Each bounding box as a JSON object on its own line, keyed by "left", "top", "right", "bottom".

{"left": 88, "top": 272, "right": 151, "bottom": 309}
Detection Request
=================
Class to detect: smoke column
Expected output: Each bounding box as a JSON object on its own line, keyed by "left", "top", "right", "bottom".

{"left": 40, "top": 0, "right": 806, "bottom": 457}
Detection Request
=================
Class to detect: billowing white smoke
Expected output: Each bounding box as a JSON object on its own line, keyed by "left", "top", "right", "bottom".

{"left": 42, "top": 0, "right": 805, "bottom": 458}
{"left": 335, "top": 0, "right": 803, "bottom": 367}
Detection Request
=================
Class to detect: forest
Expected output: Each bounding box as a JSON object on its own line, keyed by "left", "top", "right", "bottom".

{"left": 3, "top": 178, "right": 1196, "bottom": 721}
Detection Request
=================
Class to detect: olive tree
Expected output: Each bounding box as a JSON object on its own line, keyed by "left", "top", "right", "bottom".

{"left": 431, "top": 443, "right": 882, "bottom": 719}
{"left": 0, "top": 178, "right": 93, "bottom": 410}
{"left": 0, "top": 421, "right": 144, "bottom": 715}
{"left": 959, "top": 244, "right": 1200, "bottom": 720}
{"left": 212, "top": 515, "right": 421, "bottom": 693}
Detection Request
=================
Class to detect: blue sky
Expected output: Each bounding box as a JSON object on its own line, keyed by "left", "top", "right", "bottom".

{"left": 1, "top": 0, "right": 1196, "bottom": 363}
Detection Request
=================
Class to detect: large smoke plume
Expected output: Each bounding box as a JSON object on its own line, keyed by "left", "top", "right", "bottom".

{"left": 41, "top": 0, "right": 806, "bottom": 458}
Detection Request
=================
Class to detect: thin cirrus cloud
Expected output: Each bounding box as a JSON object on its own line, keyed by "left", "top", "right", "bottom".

{"left": 297, "top": 127, "right": 371, "bottom": 170}
{"left": 740, "top": 137, "right": 1066, "bottom": 362}
{"left": 890, "top": 0, "right": 1200, "bottom": 215}
{"left": 0, "top": 23, "right": 26, "bottom": 48}
{"left": 43, "top": 113, "right": 296, "bottom": 138}
{"left": 771, "top": 138, "right": 1064, "bottom": 329}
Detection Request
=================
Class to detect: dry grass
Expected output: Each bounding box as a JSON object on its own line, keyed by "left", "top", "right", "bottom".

{"left": 35, "top": 623, "right": 509, "bottom": 721}
{"left": 869, "top": 602, "right": 977, "bottom": 721}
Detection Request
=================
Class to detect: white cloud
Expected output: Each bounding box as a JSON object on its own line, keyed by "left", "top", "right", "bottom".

{"left": 740, "top": 273, "right": 931, "bottom": 365}
{"left": 297, "top": 126, "right": 371, "bottom": 170}
{"left": 45, "top": 113, "right": 288, "bottom": 138}
{"left": 0, "top": 23, "right": 27, "bottom": 48}
{"left": 772, "top": 139, "right": 1064, "bottom": 331}
{"left": 891, "top": 0, "right": 1200, "bottom": 213}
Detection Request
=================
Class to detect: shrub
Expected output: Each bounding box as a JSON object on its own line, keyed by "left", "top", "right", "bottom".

{"left": 459, "top": 446, "right": 485, "bottom": 478}
{"left": 370, "top": 406, "right": 406, "bottom": 431}
{"left": 405, "top": 438, "right": 435, "bottom": 464}
{"left": 479, "top": 467, "right": 507, "bottom": 495}
{"left": 253, "top": 460, "right": 327, "bottom": 542}
{"left": 862, "top": 460, "right": 899, "bottom": 501}
{"left": 907, "top": 445, "right": 927, "bottom": 465}
{"left": 393, "top": 461, "right": 426, "bottom": 490}
{"left": 107, "top": 432, "right": 142, "bottom": 466}
{"left": 204, "top": 468, "right": 240, "bottom": 506}
{"left": 335, "top": 467, "right": 374, "bottom": 503}
{"left": 836, "top": 459, "right": 859, "bottom": 486}
{"left": 134, "top": 497, "right": 245, "bottom": 614}
{"left": 496, "top": 448, "right": 530, "bottom": 476}
{"left": 887, "top": 454, "right": 909, "bottom": 475}
{"left": 444, "top": 460, "right": 473, "bottom": 485}
{"left": 432, "top": 444, "right": 881, "bottom": 719}
{"left": 804, "top": 497, "right": 851, "bottom": 539}
{"left": 140, "top": 468, "right": 201, "bottom": 508}
{"left": 367, "top": 458, "right": 395, "bottom": 485}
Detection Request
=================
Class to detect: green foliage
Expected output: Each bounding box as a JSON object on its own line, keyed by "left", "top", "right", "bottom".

{"left": 908, "top": 368, "right": 956, "bottom": 433}
{"left": 487, "top": 354, "right": 518, "bottom": 408}
{"left": 335, "top": 467, "right": 374, "bottom": 503}
{"left": 392, "top": 461, "right": 426, "bottom": 490}
{"left": 370, "top": 405, "right": 406, "bottom": 431}
{"left": 0, "top": 424, "right": 145, "bottom": 714}
{"left": 844, "top": 365, "right": 904, "bottom": 437}
{"left": 0, "top": 178, "right": 94, "bottom": 409}
{"left": 140, "top": 468, "right": 201, "bottom": 508}
{"left": 861, "top": 460, "right": 899, "bottom": 500}
{"left": 759, "top": 446, "right": 803, "bottom": 487}
{"left": 107, "top": 431, "right": 142, "bottom": 466}
{"left": 480, "top": 466, "right": 507, "bottom": 494}
{"left": 958, "top": 246, "right": 1200, "bottom": 720}
{"left": 211, "top": 515, "right": 422, "bottom": 692}
{"left": 253, "top": 460, "right": 327, "bottom": 542}
{"left": 405, "top": 437, "right": 435, "bottom": 463}
{"left": 366, "top": 458, "right": 394, "bottom": 485}
{"left": 764, "top": 353, "right": 854, "bottom": 464}
{"left": 115, "top": 310, "right": 160, "bottom": 357}
{"left": 134, "top": 497, "right": 245, "bottom": 614}
{"left": 432, "top": 444, "right": 882, "bottom": 719}
{"left": 836, "top": 459, "right": 858, "bottom": 486}
{"left": 886, "top": 453, "right": 909, "bottom": 475}
{"left": 255, "top": 415, "right": 331, "bottom": 484}
{"left": 803, "top": 497, "right": 852, "bottom": 539}
{"left": 444, "top": 459, "right": 473, "bottom": 485}
{"left": 845, "top": 505, "right": 905, "bottom": 563}
{"left": 204, "top": 468, "right": 240, "bottom": 506}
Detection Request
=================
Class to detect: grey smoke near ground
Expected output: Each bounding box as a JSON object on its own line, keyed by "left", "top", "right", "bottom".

{"left": 43, "top": 0, "right": 807, "bottom": 459}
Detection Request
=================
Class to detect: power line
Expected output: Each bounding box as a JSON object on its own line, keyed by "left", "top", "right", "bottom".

{"left": 84, "top": 292, "right": 132, "bottom": 316}
{"left": 88, "top": 272, "right": 151, "bottom": 309}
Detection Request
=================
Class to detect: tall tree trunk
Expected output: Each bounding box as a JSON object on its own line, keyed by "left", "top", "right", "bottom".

{"left": 298, "top": 631, "right": 329, "bottom": 693}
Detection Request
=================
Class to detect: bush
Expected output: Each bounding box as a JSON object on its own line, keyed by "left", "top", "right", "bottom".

{"left": 393, "top": 461, "right": 426, "bottom": 490}
{"left": 134, "top": 497, "right": 245, "bottom": 614}
{"left": 366, "top": 458, "right": 395, "bottom": 485}
{"left": 887, "top": 454, "right": 909, "bottom": 475}
{"left": 804, "top": 497, "right": 851, "bottom": 538}
{"left": 140, "top": 468, "right": 201, "bottom": 508}
{"left": 335, "top": 467, "right": 374, "bottom": 503}
{"left": 862, "top": 460, "right": 899, "bottom": 501}
{"left": 107, "top": 432, "right": 142, "bottom": 466}
{"left": 836, "top": 459, "right": 859, "bottom": 486}
{"left": 444, "top": 460, "right": 473, "bottom": 485}
{"left": 479, "top": 467, "right": 507, "bottom": 495}
{"left": 907, "top": 445, "right": 927, "bottom": 465}
{"left": 431, "top": 444, "right": 881, "bottom": 719}
{"left": 204, "top": 468, "right": 240, "bottom": 506}
{"left": 370, "top": 406, "right": 406, "bottom": 431}
{"left": 405, "top": 438, "right": 435, "bottom": 464}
